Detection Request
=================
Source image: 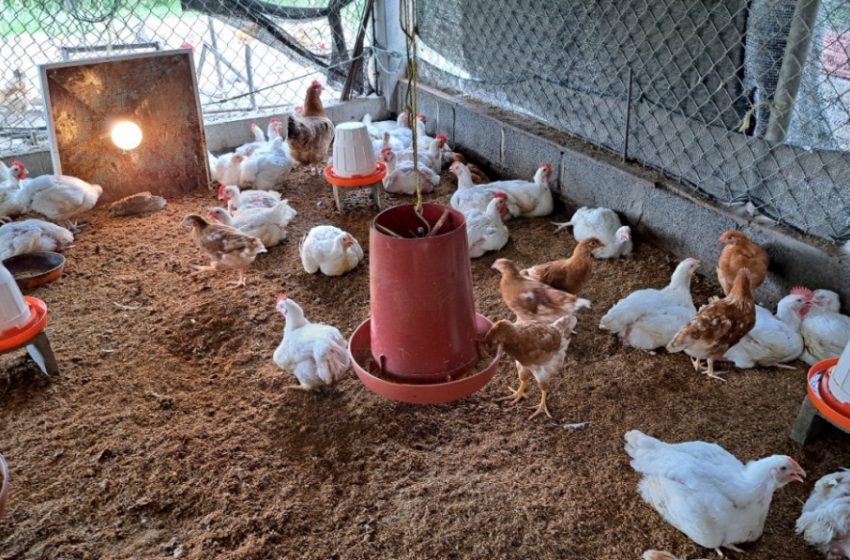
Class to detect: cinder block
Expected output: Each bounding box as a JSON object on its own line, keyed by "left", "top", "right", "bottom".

{"left": 559, "top": 149, "right": 653, "bottom": 225}
{"left": 453, "top": 109, "right": 502, "bottom": 165}
{"left": 501, "top": 128, "right": 562, "bottom": 183}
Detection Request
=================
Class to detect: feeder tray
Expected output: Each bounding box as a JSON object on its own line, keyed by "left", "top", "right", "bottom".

{"left": 2, "top": 251, "right": 65, "bottom": 291}
{"left": 324, "top": 162, "right": 386, "bottom": 213}
{"left": 790, "top": 359, "right": 850, "bottom": 444}
{"left": 349, "top": 314, "right": 502, "bottom": 404}
{"left": 0, "top": 453, "right": 7, "bottom": 520}
{"left": 0, "top": 296, "right": 58, "bottom": 377}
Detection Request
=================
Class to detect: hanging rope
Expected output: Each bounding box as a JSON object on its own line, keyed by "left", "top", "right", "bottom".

{"left": 400, "top": 0, "right": 422, "bottom": 214}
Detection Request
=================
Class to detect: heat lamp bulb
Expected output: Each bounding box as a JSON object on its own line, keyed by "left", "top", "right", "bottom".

{"left": 111, "top": 121, "right": 143, "bottom": 151}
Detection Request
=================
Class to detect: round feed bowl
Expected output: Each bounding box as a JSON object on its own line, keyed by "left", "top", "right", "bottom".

{"left": 0, "top": 453, "right": 7, "bottom": 519}
{"left": 324, "top": 162, "right": 386, "bottom": 188}
{"left": 0, "top": 297, "right": 48, "bottom": 353}
{"left": 349, "top": 314, "right": 501, "bottom": 405}
{"left": 2, "top": 251, "right": 65, "bottom": 291}
{"left": 806, "top": 358, "right": 850, "bottom": 432}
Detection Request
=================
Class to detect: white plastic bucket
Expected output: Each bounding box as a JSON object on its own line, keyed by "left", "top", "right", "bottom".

{"left": 332, "top": 122, "right": 376, "bottom": 178}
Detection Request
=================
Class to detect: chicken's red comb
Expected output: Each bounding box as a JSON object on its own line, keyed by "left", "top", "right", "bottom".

{"left": 276, "top": 294, "right": 288, "bottom": 304}
{"left": 217, "top": 184, "right": 228, "bottom": 199}
{"left": 416, "top": 114, "right": 427, "bottom": 122}
{"left": 436, "top": 134, "right": 448, "bottom": 141}
{"left": 493, "top": 192, "right": 508, "bottom": 199}
{"left": 180, "top": 42, "right": 193, "bottom": 49}
{"left": 270, "top": 117, "right": 280, "bottom": 123}
{"left": 311, "top": 80, "right": 322, "bottom": 88}
{"left": 540, "top": 162, "right": 553, "bottom": 170}
{"left": 295, "top": 106, "right": 303, "bottom": 114}
{"left": 791, "top": 286, "right": 814, "bottom": 300}
{"left": 380, "top": 146, "right": 393, "bottom": 154}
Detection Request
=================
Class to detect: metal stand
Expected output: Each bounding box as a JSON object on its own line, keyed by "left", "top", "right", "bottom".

{"left": 26, "top": 331, "right": 59, "bottom": 377}
{"left": 333, "top": 182, "right": 383, "bottom": 213}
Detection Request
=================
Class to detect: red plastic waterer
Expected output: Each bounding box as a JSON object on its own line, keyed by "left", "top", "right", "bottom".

{"left": 349, "top": 203, "right": 501, "bottom": 404}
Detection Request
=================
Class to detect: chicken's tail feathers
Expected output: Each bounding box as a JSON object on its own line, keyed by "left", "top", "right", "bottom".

{"left": 362, "top": 113, "right": 373, "bottom": 125}
{"left": 575, "top": 297, "right": 591, "bottom": 311}
{"left": 642, "top": 551, "right": 680, "bottom": 560}
{"left": 275, "top": 199, "right": 297, "bottom": 225}
{"left": 552, "top": 314, "right": 578, "bottom": 336}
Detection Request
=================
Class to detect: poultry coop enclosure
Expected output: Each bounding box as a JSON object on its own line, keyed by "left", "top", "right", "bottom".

{"left": 412, "top": 0, "right": 850, "bottom": 243}
{"left": 0, "top": 0, "right": 379, "bottom": 154}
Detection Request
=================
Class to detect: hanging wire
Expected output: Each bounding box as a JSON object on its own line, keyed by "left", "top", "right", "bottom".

{"left": 400, "top": 0, "right": 423, "bottom": 214}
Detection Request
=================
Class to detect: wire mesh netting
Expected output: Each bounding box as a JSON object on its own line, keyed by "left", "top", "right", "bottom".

{"left": 0, "top": 0, "right": 377, "bottom": 156}
{"left": 416, "top": 0, "right": 850, "bottom": 242}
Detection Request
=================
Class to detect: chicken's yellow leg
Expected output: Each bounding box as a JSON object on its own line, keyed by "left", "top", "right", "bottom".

{"left": 229, "top": 270, "right": 247, "bottom": 287}
{"left": 498, "top": 378, "right": 529, "bottom": 403}
{"left": 703, "top": 359, "right": 727, "bottom": 383}
{"left": 529, "top": 389, "right": 551, "bottom": 419}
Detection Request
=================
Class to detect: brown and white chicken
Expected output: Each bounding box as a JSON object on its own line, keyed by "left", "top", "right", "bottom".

{"left": 492, "top": 258, "right": 590, "bottom": 323}
{"left": 667, "top": 268, "right": 756, "bottom": 380}
{"left": 520, "top": 237, "right": 604, "bottom": 296}
{"left": 486, "top": 314, "right": 576, "bottom": 419}
{"left": 287, "top": 80, "right": 334, "bottom": 172}
{"left": 716, "top": 230, "right": 769, "bottom": 295}
{"left": 450, "top": 153, "right": 490, "bottom": 184}
{"left": 181, "top": 214, "right": 266, "bottom": 287}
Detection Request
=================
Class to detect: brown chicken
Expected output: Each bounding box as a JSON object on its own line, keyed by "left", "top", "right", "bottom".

{"left": 486, "top": 315, "right": 576, "bottom": 419}
{"left": 520, "top": 237, "right": 604, "bottom": 295}
{"left": 492, "top": 258, "right": 590, "bottom": 323}
{"left": 286, "top": 80, "right": 334, "bottom": 171}
{"left": 716, "top": 230, "right": 768, "bottom": 295}
{"left": 667, "top": 268, "right": 756, "bottom": 381}
{"left": 182, "top": 214, "right": 266, "bottom": 287}
{"left": 450, "top": 153, "right": 490, "bottom": 184}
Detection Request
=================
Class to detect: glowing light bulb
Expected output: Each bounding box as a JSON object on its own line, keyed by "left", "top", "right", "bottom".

{"left": 111, "top": 121, "right": 142, "bottom": 151}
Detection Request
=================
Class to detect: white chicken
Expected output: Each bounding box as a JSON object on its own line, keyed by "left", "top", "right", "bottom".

{"left": 625, "top": 429, "right": 806, "bottom": 556}
{"left": 599, "top": 258, "right": 699, "bottom": 351}
{"left": 239, "top": 133, "right": 293, "bottom": 190}
{"left": 372, "top": 130, "right": 405, "bottom": 159}
{"left": 723, "top": 293, "right": 809, "bottom": 369}
{"left": 799, "top": 288, "right": 850, "bottom": 365}
{"left": 234, "top": 122, "right": 268, "bottom": 157}
{"left": 553, "top": 206, "right": 633, "bottom": 258}
{"left": 219, "top": 185, "right": 282, "bottom": 215}
{"left": 381, "top": 147, "right": 440, "bottom": 195}
{"left": 363, "top": 111, "right": 408, "bottom": 138}
{"left": 0, "top": 162, "right": 29, "bottom": 220}
{"left": 0, "top": 219, "right": 74, "bottom": 261}
{"left": 449, "top": 162, "right": 520, "bottom": 217}
{"left": 212, "top": 152, "right": 245, "bottom": 186}
{"left": 464, "top": 193, "right": 510, "bottom": 258}
{"left": 797, "top": 469, "right": 850, "bottom": 559}
{"left": 395, "top": 135, "right": 448, "bottom": 174}
{"left": 299, "top": 225, "right": 363, "bottom": 277}
{"left": 18, "top": 169, "right": 103, "bottom": 226}
{"left": 208, "top": 200, "right": 296, "bottom": 249}
{"left": 482, "top": 163, "right": 554, "bottom": 218}
{"left": 273, "top": 294, "right": 350, "bottom": 390}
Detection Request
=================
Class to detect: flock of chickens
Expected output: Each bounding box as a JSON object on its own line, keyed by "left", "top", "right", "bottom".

{"left": 2, "top": 79, "right": 850, "bottom": 558}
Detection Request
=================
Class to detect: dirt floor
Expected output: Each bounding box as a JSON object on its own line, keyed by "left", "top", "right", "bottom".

{"left": 0, "top": 165, "right": 847, "bottom": 560}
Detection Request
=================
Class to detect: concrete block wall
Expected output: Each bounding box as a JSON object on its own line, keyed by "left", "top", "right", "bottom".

{"left": 7, "top": 96, "right": 388, "bottom": 178}
{"left": 398, "top": 81, "right": 850, "bottom": 308}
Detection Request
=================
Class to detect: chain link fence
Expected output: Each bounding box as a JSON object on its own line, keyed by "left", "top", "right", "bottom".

{"left": 0, "top": 0, "right": 377, "bottom": 156}
{"left": 416, "top": 0, "right": 850, "bottom": 243}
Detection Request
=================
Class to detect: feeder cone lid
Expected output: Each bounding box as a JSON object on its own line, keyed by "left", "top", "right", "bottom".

{"left": 0, "top": 263, "right": 31, "bottom": 336}
{"left": 828, "top": 340, "right": 850, "bottom": 404}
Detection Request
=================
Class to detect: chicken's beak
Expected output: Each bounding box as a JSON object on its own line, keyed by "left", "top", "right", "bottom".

{"left": 791, "top": 460, "right": 807, "bottom": 483}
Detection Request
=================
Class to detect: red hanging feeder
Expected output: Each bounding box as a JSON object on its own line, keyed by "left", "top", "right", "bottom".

{"left": 349, "top": 203, "right": 501, "bottom": 404}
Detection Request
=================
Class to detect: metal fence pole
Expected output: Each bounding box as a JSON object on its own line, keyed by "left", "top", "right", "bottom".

{"left": 245, "top": 44, "right": 257, "bottom": 112}
{"left": 765, "top": 0, "right": 822, "bottom": 143}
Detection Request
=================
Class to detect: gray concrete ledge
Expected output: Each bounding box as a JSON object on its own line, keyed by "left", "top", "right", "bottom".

{"left": 6, "top": 96, "right": 388, "bottom": 178}
{"left": 397, "top": 80, "right": 849, "bottom": 308}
